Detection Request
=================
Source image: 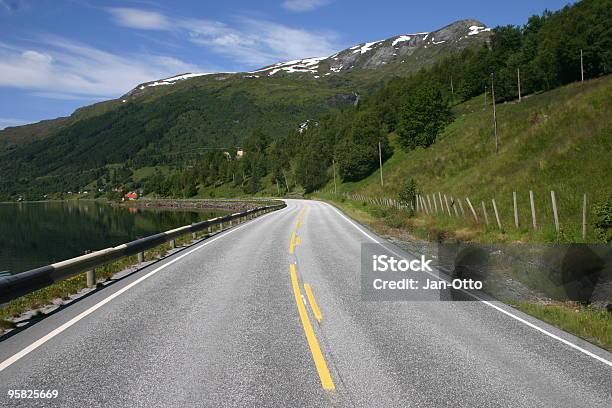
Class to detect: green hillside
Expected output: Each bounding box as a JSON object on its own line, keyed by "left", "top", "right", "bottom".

{"left": 321, "top": 76, "right": 612, "bottom": 243}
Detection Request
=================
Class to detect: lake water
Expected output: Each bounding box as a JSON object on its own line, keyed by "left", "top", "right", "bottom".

{"left": 0, "top": 201, "right": 227, "bottom": 274}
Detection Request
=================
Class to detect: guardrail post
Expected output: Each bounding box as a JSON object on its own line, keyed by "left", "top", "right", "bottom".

{"left": 85, "top": 249, "right": 96, "bottom": 288}
{"left": 171, "top": 239, "right": 176, "bottom": 249}
{"left": 220, "top": 221, "right": 224, "bottom": 231}
{"left": 229, "top": 219, "right": 233, "bottom": 227}
{"left": 208, "top": 225, "right": 212, "bottom": 234}
{"left": 86, "top": 269, "right": 96, "bottom": 288}
{"left": 138, "top": 252, "right": 145, "bottom": 263}
{"left": 85, "top": 250, "right": 96, "bottom": 288}
{"left": 192, "top": 232, "right": 197, "bottom": 240}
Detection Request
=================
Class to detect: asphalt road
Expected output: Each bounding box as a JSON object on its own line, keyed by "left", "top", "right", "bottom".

{"left": 0, "top": 199, "right": 611, "bottom": 407}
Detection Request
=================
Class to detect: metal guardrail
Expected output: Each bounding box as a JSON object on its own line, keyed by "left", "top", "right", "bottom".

{"left": 0, "top": 203, "right": 285, "bottom": 304}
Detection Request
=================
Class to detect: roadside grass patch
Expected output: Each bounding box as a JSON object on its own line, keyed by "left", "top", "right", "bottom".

{"left": 508, "top": 301, "right": 612, "bottom": 352}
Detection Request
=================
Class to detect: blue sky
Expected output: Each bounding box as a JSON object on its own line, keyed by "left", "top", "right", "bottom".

{"left": 0, "top": 0, "right": 574, "bottom": 129}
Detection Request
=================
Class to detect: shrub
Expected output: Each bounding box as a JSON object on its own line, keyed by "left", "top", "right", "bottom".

{"left": 593, "top": 196, "right": 612, "bottom": 243}
{"left": 398, "top": 178, "right": 418, "bottom": 207}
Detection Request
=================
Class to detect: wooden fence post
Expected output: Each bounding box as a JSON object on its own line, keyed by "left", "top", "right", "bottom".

{"left": 582, "top": 193, "right": 587, "bottom": 240}
{"left": 438, "top": 192, "right": 444, "bottom": 212}
{"left": 481, "top": 201, "right": 490, "bottom": 225}
{"left": 451, "top": 197, "right": 459, "bottom": 217}
{"left": 529, "top": 190, "right": 537, "bottom": 230}
{"left": 492, "top": 198, "right": 502, "bottom": 230}
{"left": 433, "top": 195, "right": 438, "bottom": 213}
{"left": 551, "top": 191, "right": 560, "bottom": 233}
{"left": 513, "top": 191, "right": 519, "bottom": 229}
{"left": 466, "top": 197, "right": 479, "bottom": 223}
{"left": 458, "top": 200, "right": 465, "bottom": 217}
{"left": 426, "top": 195, "right": 433, "bottom": 214}
{"left": 444, "top": 195, "right": 452, "bottom": 216}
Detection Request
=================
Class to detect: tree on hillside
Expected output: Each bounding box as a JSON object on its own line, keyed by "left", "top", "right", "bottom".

{"left": 294, "top": 150, "right": 327, "bottom": 193}
{"left": 396, "top": 84, "right": 454, "bottom": 151}
{"left": 336, "top": 111, "right": 392, "bottom": 182}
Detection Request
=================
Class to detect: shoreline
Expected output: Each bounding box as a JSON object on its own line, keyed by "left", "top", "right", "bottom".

{"left": 113, "top": 198, "right": 280, "bottom": 213}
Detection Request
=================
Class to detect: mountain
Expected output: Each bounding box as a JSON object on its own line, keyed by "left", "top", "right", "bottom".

{"left": 0, "top": 19, "right": 492, "bottom": 199}
{"left": 126, "top": 19, "right": 490, "bottom": 97}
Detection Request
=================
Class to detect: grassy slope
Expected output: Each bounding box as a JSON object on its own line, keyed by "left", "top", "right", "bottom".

{"left": 0, "top": 99, "right": 123, "bottom": 152}
{"left": 331, "top": 76, "right": 612, "bottom": 243}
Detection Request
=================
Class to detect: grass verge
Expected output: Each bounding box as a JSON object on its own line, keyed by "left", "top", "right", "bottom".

{"left": 508, "top": 301, "right": 612, "bottom": 352}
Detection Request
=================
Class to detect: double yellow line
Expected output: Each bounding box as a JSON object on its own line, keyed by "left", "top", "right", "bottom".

{"left": 290, "top": 264, "right": 333, "bottom": 390}
{"left": 289, "top": 207, "right": 306, "bottom": 254}
{"left": 288, "top": 206, "right": 335, "bottom": 391}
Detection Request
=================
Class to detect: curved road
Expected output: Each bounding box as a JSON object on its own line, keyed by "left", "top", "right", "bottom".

{"left": 0, "top": 199, "right": 610, "bottom": 407}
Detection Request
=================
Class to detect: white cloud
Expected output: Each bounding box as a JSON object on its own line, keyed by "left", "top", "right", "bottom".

{"left": 117, "top": 12, "right": 338, "bottom": 68}
{"left": 106, "top": 7, "right": 170, "bottom": 30}
{"left": 282, "top": 0, "right": 332, "bottom": 12}
{"left": 106, "top": 9, "right": 340, "bottom": 67}
{"left": 0, "top": 38, "right": 208, "bottom": 99}
{"left": 0, "top": 117, "right": 28, "bottom": 130}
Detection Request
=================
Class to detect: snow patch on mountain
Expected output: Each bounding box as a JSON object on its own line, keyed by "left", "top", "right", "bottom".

{"left": 392, "top": 35, "right": 412, "bottom": 46}
{"left": 352, "top": 40, "right": 384, "bottom": 55}
{"left": 144, "top": 73, "right": 210, "bottom": 88}
{"left": 468, "top": 25, "right": 491, "bottom": 36}
{"left": 254, "top": 57, "right": 326, "bottom": 76}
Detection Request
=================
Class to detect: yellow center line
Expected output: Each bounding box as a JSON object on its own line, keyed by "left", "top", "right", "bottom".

{"left": 289, "top": 231, "right": 296, "bottom": 253}
{"left": 303, "top": 284, "right": 322, "bottom": 323}
{"left": 290, "top": 206, "right": 307, "bottom": 254}
{"left": 290, "top": 264, "right": 335, "bottom": 391}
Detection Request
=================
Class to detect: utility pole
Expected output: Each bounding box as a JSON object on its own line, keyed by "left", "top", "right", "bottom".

{"left": 580, "top": 49, "right": 584, "bottom": 82}
{"left": 378, "top": 140, "right": 384, "bottom": 187}
{"left": 517, "top": 67, "right": 522, "bottom": 102}
{"left": 491, "top": 73, "right": 498, "bottom": 153}
{"left": 332, "top": 158, "right": 338, "bottom": 194}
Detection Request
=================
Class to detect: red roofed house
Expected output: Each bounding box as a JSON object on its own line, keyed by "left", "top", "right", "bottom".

{"left": 124, "top": 192, "right": 138, "bottom": 201}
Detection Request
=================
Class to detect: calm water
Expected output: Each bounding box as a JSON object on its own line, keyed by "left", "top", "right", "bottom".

{"left": 0, "top": 201, "right": 227, "bottom": 274}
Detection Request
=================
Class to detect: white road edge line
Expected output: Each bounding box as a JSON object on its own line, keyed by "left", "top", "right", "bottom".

{"left": 322, "top": 201, "right": 612, "bottom": 368}
{"left": 0, "top": 208, "right": 284, "bottom": 373}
